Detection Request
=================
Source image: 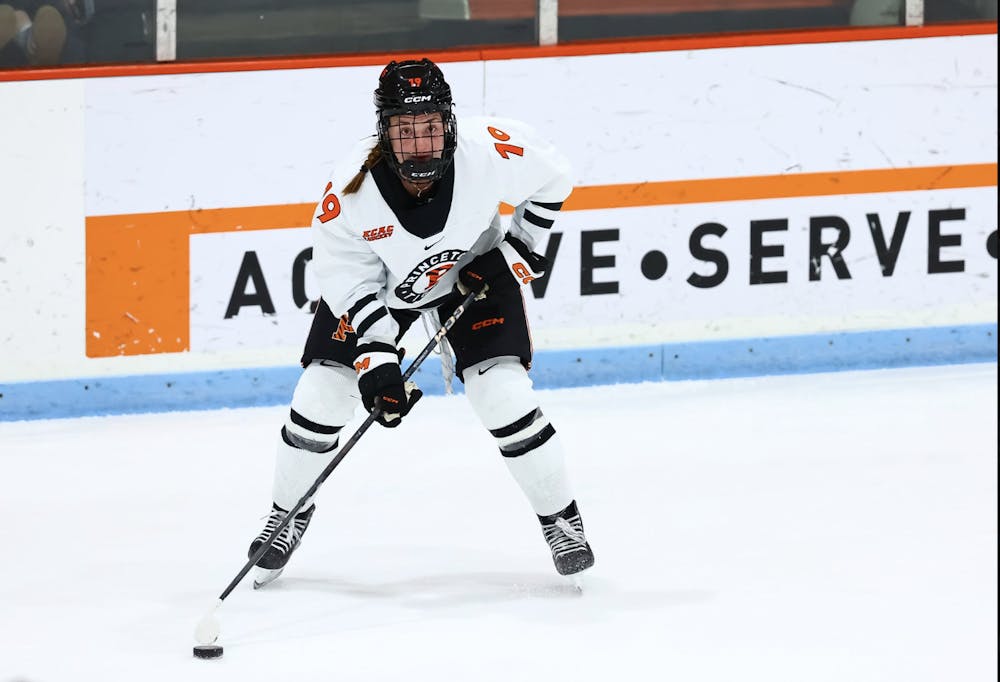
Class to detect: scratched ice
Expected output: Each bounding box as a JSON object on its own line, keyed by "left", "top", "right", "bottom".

{"left": 0, "top": 364, "right": 996, "bottom": 682}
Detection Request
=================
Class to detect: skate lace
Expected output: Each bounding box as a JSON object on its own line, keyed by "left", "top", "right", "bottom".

{"left": 256, "top": 509, "right": 308, "bottom": 555}
{"left": 544, "top": 515, "right": 588, "bottom": 557}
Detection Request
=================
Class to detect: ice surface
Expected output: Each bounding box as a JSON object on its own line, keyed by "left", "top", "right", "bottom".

{"left": 0, "top": 364, "right": 996, "bottom": 681}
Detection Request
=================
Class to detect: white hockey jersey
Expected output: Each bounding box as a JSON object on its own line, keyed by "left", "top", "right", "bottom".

{"left": 310, "top": 116, "right": 573, "bottom": 349}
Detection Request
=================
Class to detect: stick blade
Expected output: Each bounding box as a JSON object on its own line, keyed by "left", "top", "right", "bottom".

{"left": 194, "top": 599, "right": 222, "bottom": 644}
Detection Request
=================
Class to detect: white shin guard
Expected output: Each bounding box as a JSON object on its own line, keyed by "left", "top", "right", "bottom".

{"left": 463, "top": 357, "right": 573, "bottom": 517}
{"left": 271, "top": 361, "right": 359, "bottom": 511}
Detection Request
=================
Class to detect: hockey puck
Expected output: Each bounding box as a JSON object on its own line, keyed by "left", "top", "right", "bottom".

{"left": 193, "top": 644, "right": 224, "bottom": 659}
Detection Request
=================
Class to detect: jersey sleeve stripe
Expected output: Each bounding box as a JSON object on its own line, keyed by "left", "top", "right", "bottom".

{"left": 347, "top": 293, "right": 379, "bottom": 320}
{"left": 530, "top": 200, "right": 564, "bottom": 211}
{"left": 354, "top": 306, "right": 388, "bottom": 338}
{"left": 523, "top": 209, "right": 555, "bottom": 229}
{"left": 356, "top": 341, "right": 396, "bottom": 356}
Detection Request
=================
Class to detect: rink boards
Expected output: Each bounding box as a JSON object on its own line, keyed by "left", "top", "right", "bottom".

{"left": 0, "top": 27, "right": 996, "bottom": 419}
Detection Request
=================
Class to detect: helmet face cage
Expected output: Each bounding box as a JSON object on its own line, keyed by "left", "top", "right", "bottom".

{"left": 375, "top": 59, "right": 458, "bottom": 184}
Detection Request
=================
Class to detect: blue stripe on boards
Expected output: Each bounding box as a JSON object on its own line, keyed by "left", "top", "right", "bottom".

{"left": 1, "top": 323, "right": 995, "bottom": 422}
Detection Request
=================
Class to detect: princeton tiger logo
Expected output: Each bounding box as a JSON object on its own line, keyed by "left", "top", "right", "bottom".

{"left": 394, "top": 249, "right": 465, "bottom": 303}
{"left": 425, "top": 264, "right": 453, "bottom": 288}
{"left": 332, "top": 314, "right": 354, "bottom": 342}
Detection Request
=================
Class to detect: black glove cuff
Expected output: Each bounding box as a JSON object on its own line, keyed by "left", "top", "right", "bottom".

{"left": 504, "top": 234, "right": 550, "bottom": 273}
{"left": 355, "top": 341, "right": 397, "bottom": 360}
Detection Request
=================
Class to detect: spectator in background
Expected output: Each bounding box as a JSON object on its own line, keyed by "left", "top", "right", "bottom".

{"left": 0, "top": 0, "right": 92, "bottom": 66}
{"left": 851, "top": 0, "right": 997, "bottom": 24}
{"left": 1, "top": 4, "right": 27, "bottom": 66}
{"left": 850, "top": 0, "right": 902, "bottom": 23}
{"left": 950, "top": 0, "right": 997, "bottom": 17}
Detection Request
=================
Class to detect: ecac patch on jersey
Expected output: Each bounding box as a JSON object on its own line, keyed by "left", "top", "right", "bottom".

{"left": 363, "top": 225, "right": 394, "bottom": 241}
{"left": 395, "top": 249, "right": 465, "bottom": 303}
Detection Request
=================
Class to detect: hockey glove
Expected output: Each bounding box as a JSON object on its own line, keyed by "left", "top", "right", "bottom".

{"left": 457, "top": 235, "right": 548, "bottom": 298}
{"left": 354, "top": 343, "right": 422, "bottom": 428}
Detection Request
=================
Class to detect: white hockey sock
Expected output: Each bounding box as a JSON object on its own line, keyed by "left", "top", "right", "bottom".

{"left": 271, "top": 361, "right": 358, "bottom": 510}
{"left": 497, "top": 416, "right": 574, "bottom": 517}
{"left": 464, "top": 357, "right": 574, "bottom": 517}
{"left": 272, "top": 436, "right": 336, "bottom": 511}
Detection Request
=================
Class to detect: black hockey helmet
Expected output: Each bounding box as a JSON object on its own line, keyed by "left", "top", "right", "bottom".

{"left": 374, "top": 58, "right": 458, "bottom": 183}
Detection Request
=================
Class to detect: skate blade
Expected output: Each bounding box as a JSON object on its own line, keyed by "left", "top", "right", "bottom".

{"left": 567, "top": 568, "right": 590, "bottom": 593}
{"left": 252, "top": 567, "right": 283, "bottom": 590}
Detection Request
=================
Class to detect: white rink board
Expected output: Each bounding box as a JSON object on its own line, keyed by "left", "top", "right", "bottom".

{"left": 529, "top": 186, "right": 997, "bottom": 347}
{"left": 483, "top": 36, "right": 997, "bottom": 183}
{"left": 189, "top": 187, "right": 997, "bottom": 354}
{"left": 82, "top": 62, "right": 488, "bottom": 215}
{"left": 0, "top": 79, "right": 86, "bottom": 379}
{"left": 190, "top": 228, "right": 316, "bottom": 355}
{"left": 84, "top": 34, "right": 999, "bottom": 212}
{"left": 0, "top": 33, "right": 996, "bottom": 385}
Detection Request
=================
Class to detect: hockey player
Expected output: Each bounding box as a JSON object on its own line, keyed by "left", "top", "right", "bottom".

{"left": 248, "top": 58, "right": 594, "bottom": 586}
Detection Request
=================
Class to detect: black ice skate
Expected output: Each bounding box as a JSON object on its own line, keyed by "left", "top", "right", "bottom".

{"left": 539, "top": 500, "right": 594, "bottom": 576}
{"left": 248, "top": 502, "right": 315, "bottom": 588}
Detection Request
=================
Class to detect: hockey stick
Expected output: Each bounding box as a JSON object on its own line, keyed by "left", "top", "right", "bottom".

{"left": 194, "top": 286, "right": 481, "bottom": 646}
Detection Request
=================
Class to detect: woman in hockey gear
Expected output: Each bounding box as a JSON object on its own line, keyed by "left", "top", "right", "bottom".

{"left": 248, "top": 58, "right": 594, "bottom": 581}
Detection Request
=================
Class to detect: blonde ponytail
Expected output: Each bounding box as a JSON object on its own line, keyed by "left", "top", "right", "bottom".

{"left": 343, "top": 145, "right": 382, "bottom": 194}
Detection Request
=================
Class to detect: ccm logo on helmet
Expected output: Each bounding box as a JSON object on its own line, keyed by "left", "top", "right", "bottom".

{"left": 403, "top": 95, "right": 432, "bottom": 103}
{"left": 472, "top": 317, "right": 504, "bottom": 331}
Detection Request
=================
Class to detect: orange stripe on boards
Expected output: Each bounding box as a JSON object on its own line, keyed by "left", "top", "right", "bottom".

{"left": 86, "top": 216, "right": 191, "bottom": 357}
{"left": 503, "top": 163, "right": 998, "bottom": 213}
{"left": 562, "top": 163, "right": 999, "bottom": 210}
{"left": 87, "top": 203, "right": 316, "bottom": 235}
{"left": 85, "top": 203, "right": 316, "bottom": 357}
{"left": 84, "top": 162, "right": 996, "bottom": 358}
